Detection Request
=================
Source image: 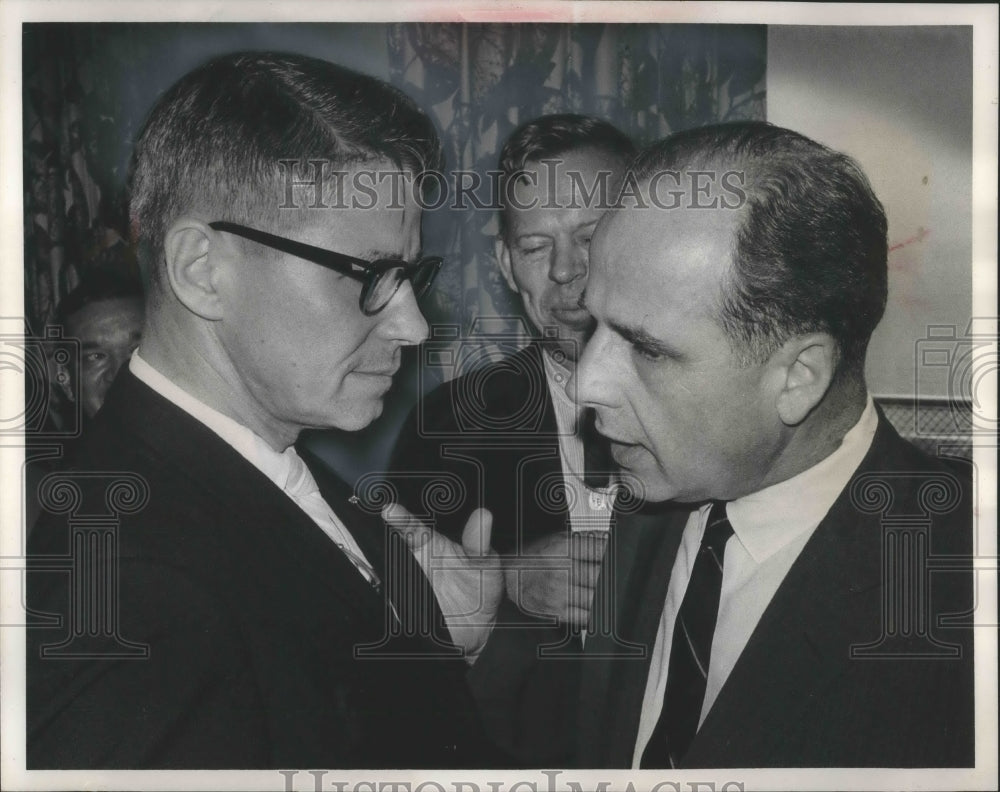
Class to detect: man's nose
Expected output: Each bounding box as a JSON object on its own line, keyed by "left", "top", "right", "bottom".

{"left": 382, "top": 281, "right": 430, "bottom": 346}
{"left": 566, "top": 325, "right": 618, "bottom": 408}
{"left": 549, "top": 240, "right": 588, "bottom": 285}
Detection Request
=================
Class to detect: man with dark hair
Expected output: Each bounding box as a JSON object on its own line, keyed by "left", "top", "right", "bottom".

{"left": 55, "top": 270, "right": 144, "bottom": 420}
{"left": 565, "top": 121, "right": 975, "bottom": 767}
{"left": 24, "top": 271, "right": 144, "bottom": 532}
{"left": 27, "top": 51, "right": 504, "bottom": 769}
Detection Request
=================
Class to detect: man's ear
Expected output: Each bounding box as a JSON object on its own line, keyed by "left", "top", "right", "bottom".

{"left": 494, "top": 237, "right": 519, "bottom": 294}
{"left": 773, "top": 333, "right": 838, "bottom": 426}
{"left": 162, "top": 219, "right": 225, "bottom": 320}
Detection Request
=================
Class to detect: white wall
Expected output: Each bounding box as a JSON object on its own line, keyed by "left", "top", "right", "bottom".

{"left": 767, "top": 26, "right": 973, "bottom": 398}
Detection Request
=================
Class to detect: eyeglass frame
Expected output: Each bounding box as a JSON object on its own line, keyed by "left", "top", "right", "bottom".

{"left": 208, "top": 220, "right": 443, "bottom": 316}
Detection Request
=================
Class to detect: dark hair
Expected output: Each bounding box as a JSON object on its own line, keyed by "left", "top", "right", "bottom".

{"left": 497, "top": 114, "right": 635, "bottom": 236}
{"left": 55, "top": 270, "right": 144, "bottom": 326}
{"left": 631, "top": 121, "right": 888, "bottom": 377}
{"left": 128, "top": 51, "right": 444, "bottom": 291}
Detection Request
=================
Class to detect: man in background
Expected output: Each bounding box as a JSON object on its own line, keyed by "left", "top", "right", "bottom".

{"left": 56, "top": 269, "right": 144, "bottom": 420}
{"left": 392, "top": 114, "right": 634, "bottom": 621}
{"left": 390, "top": 114, "right": 634, "bottom": 765}
{"left": 25, "top": 270, "right": 144, "bottom": 532}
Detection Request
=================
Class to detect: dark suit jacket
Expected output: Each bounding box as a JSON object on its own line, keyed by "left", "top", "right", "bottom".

{"left": 483, "top": 412, "right": 977, "bottom": 768}
{"left": 390, "top": 342, "right": 593, "bottom": 765}
{"left": 389, "top": 342, "right": 570, "bottom": 554}
{"left": 26, "top": 370, "right": 494, "bottom": 769}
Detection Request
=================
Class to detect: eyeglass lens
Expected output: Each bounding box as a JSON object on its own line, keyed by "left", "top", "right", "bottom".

{"left": 363, "top": 259, "right": 440, "bottom": 314}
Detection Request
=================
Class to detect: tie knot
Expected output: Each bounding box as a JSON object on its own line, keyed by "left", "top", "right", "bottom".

{"left": 702, "top": 501, "right": 734, "bottom": 552}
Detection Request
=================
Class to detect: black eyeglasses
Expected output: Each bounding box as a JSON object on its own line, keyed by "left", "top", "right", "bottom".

{"left": 208, "top": 221, "right": 443, "bottom": 316}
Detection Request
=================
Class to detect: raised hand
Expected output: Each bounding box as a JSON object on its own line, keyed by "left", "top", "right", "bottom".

{"left": 504, "top": 530, "right": 609, "bottom": 628}
{"left": 383, "top": 504, "right": 502, "bottom": 662}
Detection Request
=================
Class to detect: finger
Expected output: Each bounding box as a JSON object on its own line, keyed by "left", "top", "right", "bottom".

{"left": 524, "top": 532, "right": 571, "bottom": 557}
{"left": 571, "top": 532, "right": 610, "bottom": 562}
{"left": 571, "top": 559, "right": 603, "bottom": 588}
{"left": 382, "top": 502, "right": 431, "bottom": 550}
{"left": 569, "top": 580, "right": 600, "bottom": 605}
{"left": 564, "top": 605, "right": 593, "bottom": 629}
{"left": 461, "top": 507, "right": 493, "bottom": 558}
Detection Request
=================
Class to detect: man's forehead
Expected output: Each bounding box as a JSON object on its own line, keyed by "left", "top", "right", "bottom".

{"left": 591, "top": 199, "right": 741, "bottom": 303}
{"left": 282, "top": 158, "right": 421, "bottom": 216}
{"left": 67, "top": 296, "right": 143, "bottom": 323}
{"left": 510, "top": 148, "right": 626, "bottom": 209}
{"left": 279, "top": 173, "right": 423, "bottom": 258}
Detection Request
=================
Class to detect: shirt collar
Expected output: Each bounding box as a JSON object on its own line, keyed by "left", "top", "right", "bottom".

{"left": 540, "top": 346, "right": 578, "bottom": 412}
{"left": 129, "top": 351, "right": 310, "bottom": 494}
{"left": 724, "top": 395, "right": 879, "bottom": 563}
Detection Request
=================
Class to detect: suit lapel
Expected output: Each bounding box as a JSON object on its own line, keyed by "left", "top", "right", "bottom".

{"left": 491, "top": 342, "right": 560, "bottom": 437}
{"left": 105, "top": 370, "right": 387, "bottom": 624}
{"left": 579, "top": 502, "right": 690, "bottom": 766}
{"left": 682, "top": 419, "right": 894, "bottom": 767}
{"left": 300, "top": 443, "right": 461, "bottom": 654}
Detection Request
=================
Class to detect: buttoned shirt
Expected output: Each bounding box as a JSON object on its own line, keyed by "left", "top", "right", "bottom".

{"left": 632, "top": 397, "right": 879, "bottom": 766}
{"left": 129, "top": 352, "right": 378, "bottom": 585}
{"left": 541, "top": 349, "right": 616, "bottom": 533}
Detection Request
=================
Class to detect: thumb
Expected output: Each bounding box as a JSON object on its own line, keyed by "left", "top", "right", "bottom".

{"left": 382, "top": 502, "right": 431, "bottom": 550}
{"left": 461, "top": 507, "right": 493, "bottom": 558}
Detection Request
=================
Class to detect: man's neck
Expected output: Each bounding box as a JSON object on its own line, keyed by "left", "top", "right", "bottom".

{"left": 754, "top": 380, "right": 870, "bottom": 494}
{"left": 138, "top": 311, "right": 299, "bottom": 452}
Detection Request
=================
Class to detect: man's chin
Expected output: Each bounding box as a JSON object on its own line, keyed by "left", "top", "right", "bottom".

{"left": 316, "top": 398, "right": 385, "bottom": 434}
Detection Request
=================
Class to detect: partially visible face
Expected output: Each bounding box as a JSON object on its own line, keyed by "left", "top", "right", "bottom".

{"left": 571, "top": 197, "right": 785, "bottom": 503}
{"left": 212, "top": 166, "right": 429, "bottom": 442}
{"left": 65, "top": 297, "right": 144, "bottom": 419}
{"left": 497, "top": 147, "right": 624, "bottom": 362}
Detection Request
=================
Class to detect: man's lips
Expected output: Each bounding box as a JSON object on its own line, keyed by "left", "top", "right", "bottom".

{"left": 353, "top": 367, "right": 399, "bottom": 381}
{"left": 355, "top": 370, "right": 396, "bottom": 376}
{"left": 593, "top": 418, "right": 641, "bottom": 458}
{"left": 550, "top": 305, "right": 593, "bottom": 327}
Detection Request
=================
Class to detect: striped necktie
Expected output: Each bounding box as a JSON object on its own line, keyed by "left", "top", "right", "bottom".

{"left": 640, "top": 501, "right": 734, "bottom": 768}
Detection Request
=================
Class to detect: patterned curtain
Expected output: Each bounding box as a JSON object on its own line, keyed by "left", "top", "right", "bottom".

{"left": 22, "top": 25, "right": 142, "bottom": 335}
{"left": 386, "top": 23, "right": 766, "bottom": 340}
{"left": 22, "top": 23, "right": 765, "bottom": 339}
{"left": 20, "top": 23, "right": 765, "bottom": 481}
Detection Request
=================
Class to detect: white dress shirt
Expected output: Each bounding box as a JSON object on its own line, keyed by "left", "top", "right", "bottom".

{"left": 631, "top": 397, "right": 878, "bottom": 767}
{"left": 541, "top": 349, "right": 616, "bottom": 533}
{"left": 129, "top": 352, "right": 379, "bottom": 586}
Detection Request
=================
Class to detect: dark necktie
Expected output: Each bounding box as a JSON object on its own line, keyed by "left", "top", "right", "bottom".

{"left": 640, "top": 502, "right": 734, "bottom": 768}
{"left": 581, "top": 407, "right": 614, "bottom": 489}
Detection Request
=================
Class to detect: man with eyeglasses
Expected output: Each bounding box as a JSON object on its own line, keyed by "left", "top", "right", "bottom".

{"left": 27, "top": 51, "right": 504, "bottom": 769}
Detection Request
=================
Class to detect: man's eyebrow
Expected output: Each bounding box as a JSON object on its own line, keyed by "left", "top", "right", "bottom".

{"left": 364, "top": 249, "right": 403, "bottom": 261}
{"left": 515, "top": 232, "right": 553, "bottom": 241}
{"left": 609, "top": 320, "right": 678, "bottom": 357}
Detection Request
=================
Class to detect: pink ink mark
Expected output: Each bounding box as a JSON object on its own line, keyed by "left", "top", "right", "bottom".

{"left": 889, "top": 227, "right": 931, "bottom": 253}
